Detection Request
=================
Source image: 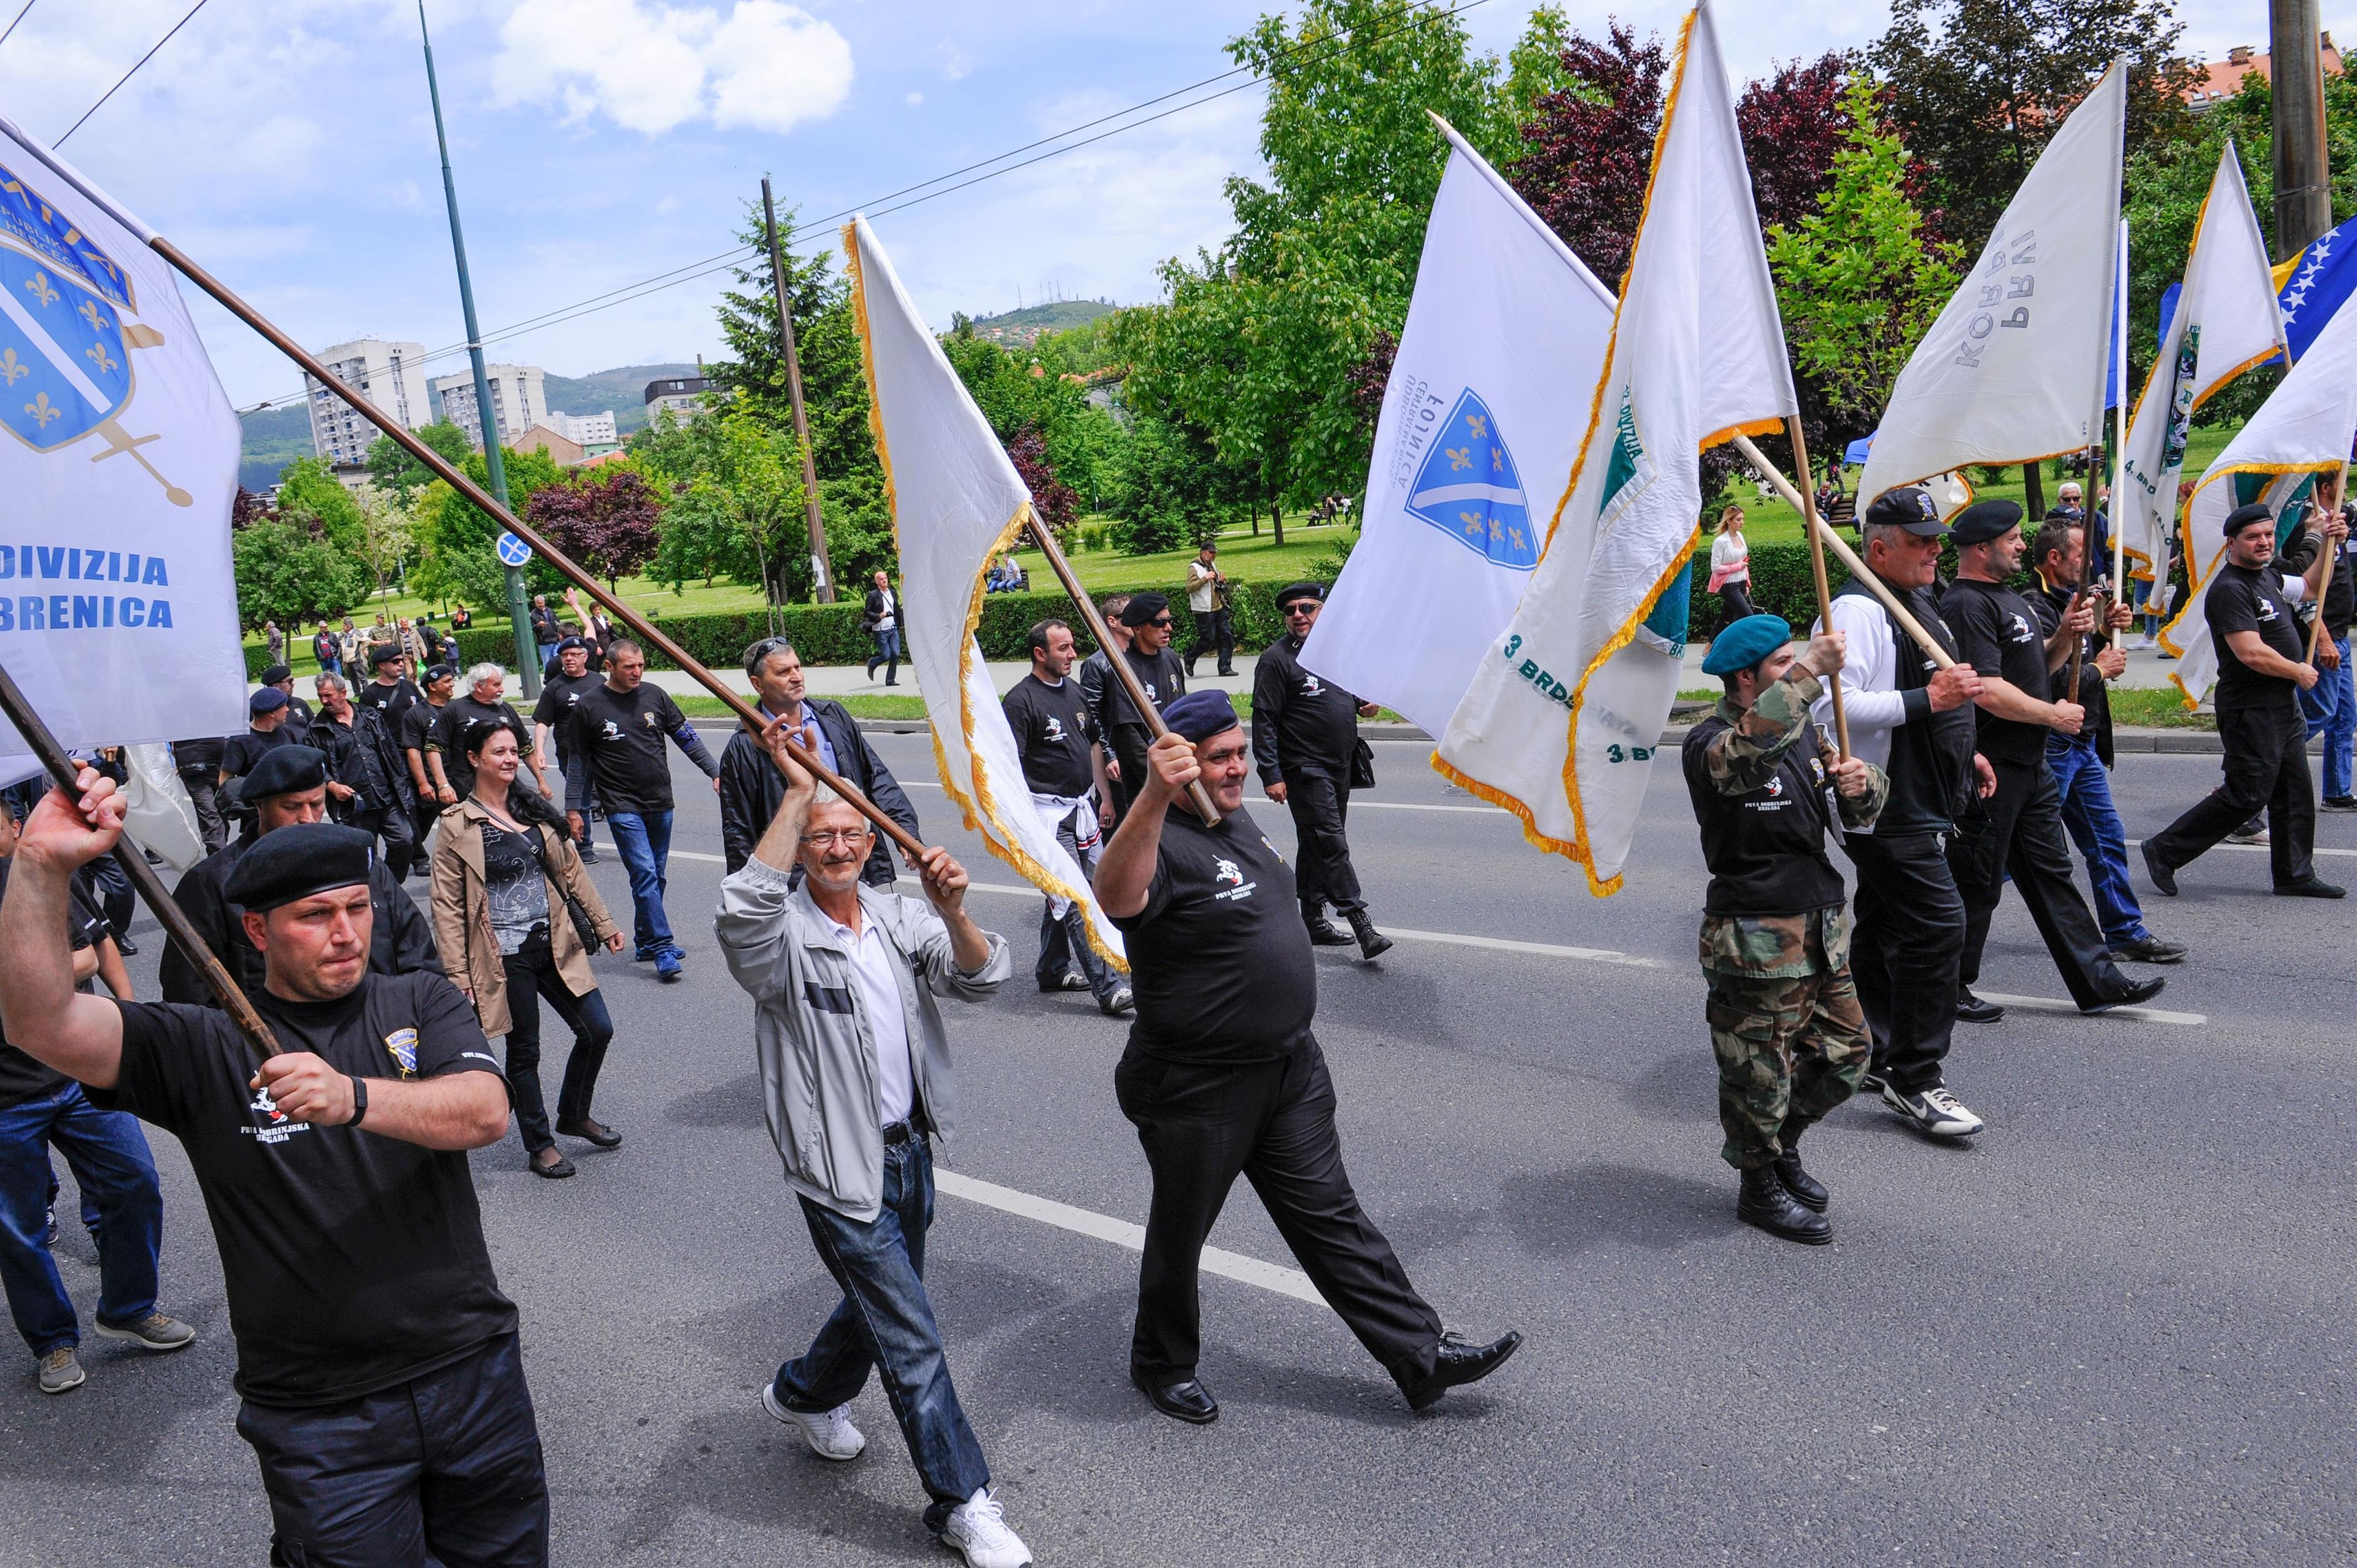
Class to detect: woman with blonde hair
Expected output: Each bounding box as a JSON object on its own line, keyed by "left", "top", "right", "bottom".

{"left": 432, "top": 720, "right": 627, "bottom": 1178}
{"left": 1708, "top": 503, "right": 1754, "bottom": 621}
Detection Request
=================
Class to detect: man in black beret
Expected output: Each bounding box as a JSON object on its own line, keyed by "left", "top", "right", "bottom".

{"left": 353, "top": 640, "right": 424, "bottom": 728}
{"left": 1101, "top": 592, "right": 1187, "bottom": 828}
{"left": 2145, "top": 499, "right": 2347, "bottom": 898}
{"left": 161, "top": 744, "right": 441, "bottom": 1007}
{"left": 0, "top": 780, "right": 545, "bottom": 1566}
{"left": 1095, "top": 690, "right": 1519, "bottom": 1424}
{"left": 257, "top": 664, "right": 312, "bottom": 743}
{"left": 1252, "top": 581, "right": 1391, "bottom": 957}
{"left": 1942, "top": 499, "right": 2164, "bottom": 1022}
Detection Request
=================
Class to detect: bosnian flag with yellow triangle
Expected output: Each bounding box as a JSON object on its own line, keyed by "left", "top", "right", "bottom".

{"left": 1436, "top": 0, "right": 1796, "bottom": 895}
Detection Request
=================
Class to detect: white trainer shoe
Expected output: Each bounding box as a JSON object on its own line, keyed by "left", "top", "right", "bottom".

{"left": 937, "top": 1487, "right": 1032, "bottom": 1568}
{"left": 1881, "top": 1081, "right": 1986, "bottom": 1138}
{"left": 761, "top": 1383, "right": 866, "bottom": 1461}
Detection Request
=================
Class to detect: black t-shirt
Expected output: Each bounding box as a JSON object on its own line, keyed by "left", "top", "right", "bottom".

{"left": 430, "top": 695, "right": 530, "bottom": 801}
{"left": 355, "top": 676, "right": 422, "bottom": 730}
{"left": 1680, "top": 714, "right": 1847, "bottom": 916}
{"left": 1002, "top": 674, "right": 1095, "bottom": 797}
{"left": 94, "top": 973, "right": 516, "bottom": 1408}
{"left": 1943, "top": 577, "right": 2053, "bottom": 764}
{"left": 2208, "top": 562, "right": 2305, "bottom": 710}
{"left": 1110, "top": 805, "right": 1316, "bottom": 1063}
{"left": 222, "top": 726, "right": 293, "bottom": 781}
{"left": 1105, "top": 646, "right": 1186, "bottom": 731}
{"left": 0, "top": 858, "right": 101, "bottom": 1107}
{"left": 567, "top": 682, "right": 694, "bottom": 814}
{"left": 532, "top": 671, "right": 603, "bottom": 752}
{"left": 172, "top": 735, "right": 224, "bottom": 775}
{"left": 399, "top": 700, "right": 443, "bottom": 769}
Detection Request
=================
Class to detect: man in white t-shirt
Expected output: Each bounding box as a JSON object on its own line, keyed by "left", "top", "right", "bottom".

{"left": 862, "top": 570, "right": 902, "bottom": 687}
{"left": 1182, "top": 543, "right": 1234, "bottom": 677}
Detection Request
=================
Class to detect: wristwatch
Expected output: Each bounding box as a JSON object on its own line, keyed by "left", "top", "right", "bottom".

{"left": 347, "top": 1075, "right": 369, "bottom": 1128}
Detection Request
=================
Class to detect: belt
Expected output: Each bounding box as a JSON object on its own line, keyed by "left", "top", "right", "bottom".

{"left": 881, "top": 1119, "right": 919, "bottom": 1146}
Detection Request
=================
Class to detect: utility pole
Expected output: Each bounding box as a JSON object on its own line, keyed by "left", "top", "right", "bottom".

{"left": 2270, "top": 0, "right": 2333, "bottom": 260}
{"left": 762, "top": 177, "right": 835, "bottom": 604}
{"left": 420, "top": 0, "right": 538, "bottom": 696}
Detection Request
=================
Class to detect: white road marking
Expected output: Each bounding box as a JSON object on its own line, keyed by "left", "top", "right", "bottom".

{"left": 1973, "top": 992, "right": 2206, "bottom": 1027}
{"left": 932, "top": 1170, "right": 1323, "bottom": 1305}
{"left": 2124, "top": 836, "right": 2357, "bottom": 860}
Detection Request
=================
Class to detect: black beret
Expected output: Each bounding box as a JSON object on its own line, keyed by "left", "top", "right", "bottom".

{"left": 423, "top": 664, "right": 457, "bottom": 685}
{"left": 1951, "top": 498, "right": 2024, "bottom": 546}
{"left": 1119, "top": 592, "right": 1171, "bottom": 628}
{"left": 222, "top": 822, "right": 375, "bottom": 912}
{"left": 2223, "top": 501, "right": 2275, "bottom": 538}
{"left": 555, "top": 635, "right": 586, "bottom": 653}
{"left": 1862, "top": 487, "right": 1949, "bottom": 535}
{"left": 258, "top": 663, "right": 293, "bottom": 686}
{"left": 1275, "top": 581, "right": 1325, "bottom": 608}
{"left": 1161, "top": 689, "right": 1240, "bottom": 743}
{"left": 368, "top": 643, "right": 406, "bottom": 666}
{"left": 226, "top": 745, "right": 327, "bottom": 808}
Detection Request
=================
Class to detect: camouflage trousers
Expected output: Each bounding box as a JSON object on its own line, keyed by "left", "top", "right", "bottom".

{"left": 1701, "top": 964, "right": 1871, "bottom": 1171}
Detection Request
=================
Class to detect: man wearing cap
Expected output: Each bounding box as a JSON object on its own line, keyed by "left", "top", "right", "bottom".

{"left": 1095, "top": 688, "right": 1520, "bottom": 1422}
{"left": 1685, "top": 614, "right": 1884, "bottom": 1244}
{"left": 0, "top": 788, "right": 546, "bottom": 1566}
{"left": 354, "top": 642, "right": 425, "bottom": 728}
{"left": 533, "top": 637, "right": 605, "bottom": 860}
{"left": 220, "top": 690, "right": 298, "bottom": 833}
{"left": 161, "top": 746, "right": 441, "bottom": 1007}
{"left": 1943, "top": 499, "right": 2166, "bottom": 1022}
{"left": 257, "top": 665, "right": 313, "bottom": 744}
{"left": 1252, "top": 581, "right": 1391, "bottom": 959}
{"left": 1813, "top": 486, "right": 1991, "bottom": 1140}
{"left": 2145, "top": 500, "right": 2347, "bottom": 898}
{"left": 1101, "top": 592, "right": 1186, "bottom": 827}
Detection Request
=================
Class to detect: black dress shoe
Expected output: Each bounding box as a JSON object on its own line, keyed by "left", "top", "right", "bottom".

{"left": 556, "top": 1117, "right": 622, "bottom": 1148}
{"left": 1400, "top": 1329, "right": 1522, "bottom": 1411}
{"left": 1303, "top": 909, "right": 1354, "bottom": 946}
{"left": 2084, "top": 975, "right": 2165, "bottom": 1013}
{"left": 1132, "top": 1371, "right": 1218, "bottom": 1424}
{"left": 114, "top": 936, "right": 137, "bottom": 956}
{"left": 2275, "top": 877, "right": 2348, "bottom": 898}
{"left": 1737, "top": 1166, "right": 1831, "bottom": 1245}
{"left": 1772, "top": 1152, "right": 1828, "bottom": 1212}
{"left": 2142, "top": 838, "right": 2178, "bottom": 896}
{"left": 1954, "top": 989, "right": 2006, "bottom": 1023}
{"left": 2107, "top": 934, "right": 2186, "bottom": 964}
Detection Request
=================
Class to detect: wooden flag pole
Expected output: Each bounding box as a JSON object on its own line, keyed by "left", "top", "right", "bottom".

{"left": 150, "top": 238, "right": 925, "bottom": 863}
{"left": 0, "top": 662, "right": 279, "bottom": 1064}
{"left": 1783, "top": 415, "right": 1849, "bottom": 757}
{"left": 1021, "top": 511, "right": 1221, "bottom": 824}
{"left": 1732, "top": 435, "right": 1959, "bottom": 671}
{"left": 2307, "top": 462, "right": 2349, "bottom": 664}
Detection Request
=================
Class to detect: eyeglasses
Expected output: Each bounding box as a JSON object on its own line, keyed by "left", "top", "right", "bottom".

{"left": 800, "top": 828, "right": 873, "bottom": 848}
{"left": 1148, "top": 616, "right": 1174, "bottom": 629}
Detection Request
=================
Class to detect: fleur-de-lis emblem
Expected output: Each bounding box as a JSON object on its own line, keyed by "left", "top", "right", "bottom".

{"left": 85, "top": 341, "right": 117, "bottom": 375}
{"left": 23, "top": 271, "right": 58, "bottom": 308}
{"left": 24, "top": 392, "right": 61, "bottom": 428}
{"left": 0, "top": 349, "right": 25, "bottom": 385}
{"left": 1508, "top": 527, "right": 1525, "bottom": 550}
{"left": 77, "top": 299, "right": 109, "bottom": 333}
{"left": 1460, "top": 511, "right": 1484, "bottom": 536}
{"left": 1445, "top": 445, "right": 1471, "bottom": 471}
{"left": 1492, "top": 448, "right": 1505, "bottom": 473}
{"left": 1465, "top": 414, "right": 1487, "bottom": 439}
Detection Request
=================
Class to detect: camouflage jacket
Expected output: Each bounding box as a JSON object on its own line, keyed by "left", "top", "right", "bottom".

{"left": 1695, "top": 669, "right": 1886, "bottom": 978}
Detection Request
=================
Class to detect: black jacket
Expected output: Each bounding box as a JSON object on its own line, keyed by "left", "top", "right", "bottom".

{"left": 160, "top": 836, "right": 442, "bottom": 1006}
{"left": 1836, "top": 575, "right": 1976, "bottom": 836}
{"left": 861, "top": 588, "right": 895, "bottom": 631}
{"left": 716, "top": 698, "right": 919, "bottom": 882}
{"left": 1252, "top": 635, "right": 1362, "bottom": 784}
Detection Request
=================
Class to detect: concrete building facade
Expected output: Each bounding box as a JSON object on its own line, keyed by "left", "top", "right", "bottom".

{"left": 431, "top": 364, "right": 549, "bottom": 451}
{"left": 304, "top": 339, "right": 430, "bottom": 465}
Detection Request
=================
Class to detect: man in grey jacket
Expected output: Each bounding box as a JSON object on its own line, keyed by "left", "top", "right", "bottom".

{"left": 715, "top": 720, "right": 1031, "bottom": 1568}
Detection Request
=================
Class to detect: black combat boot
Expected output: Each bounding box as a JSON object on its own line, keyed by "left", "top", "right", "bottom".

{"left": 1738, "top": 1165, "right": 1831, "bottom": 1244}
{"left": 1302, "top": 900, "right": 1353, "bottom": 946}
{"left": 1346, "top": 908, "right": 1393, "bottom": 960}
{"left": 1771, "top": 1149, "right": 1828, "bottom": 1212}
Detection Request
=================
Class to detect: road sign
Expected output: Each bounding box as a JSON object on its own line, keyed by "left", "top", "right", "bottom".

{"left": 497, "top": 531, "right": 532, "bottom": 567}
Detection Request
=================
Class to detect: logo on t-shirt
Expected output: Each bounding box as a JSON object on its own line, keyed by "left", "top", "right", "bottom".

{"left": 384, "top": 1027, "right": 419, "bottom": 1078}
{"left": 241, "top": 1083, "right": 312, "bottom": 1146}
{"left": 1302, "top": 673, "right": 1325, "bottom": 697}
{"left": 250, "top": 1084, "right": 285, "bottom": 1124}
{"left": 1043, "top": 716, "right": 1067, "bottom": 743}
{"left": 2256, "top": 596, "right": 2279, "bottom": 623}
{"left": 2006, "top": 612, "right": 2034, "bottom": 644}
{"left": 1214, "top": 859, "right": 1244, "bottom": 886}
{"left": 642, "top": 709, "right": 662, "bottom": 729}
{"left": 600, "top": 719, "right": 621, "bottom": 740}
{"left": 1763, "top": 773, "right": 1784, "bottom": 797}
{"left": 1142, "top": 681, "right": 1159, "bottom": 702}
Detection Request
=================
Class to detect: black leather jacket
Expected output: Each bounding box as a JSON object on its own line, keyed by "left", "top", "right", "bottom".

{"left": 717, "top": 698, "right": 919, "bottom": 884}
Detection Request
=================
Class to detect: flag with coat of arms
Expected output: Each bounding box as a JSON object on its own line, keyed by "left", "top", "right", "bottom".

{"left": 843, "top": 215, "right": 1123, "bottom": 966}
{"left": 1435, "top": 0, "right": 1795, "bottom": 895}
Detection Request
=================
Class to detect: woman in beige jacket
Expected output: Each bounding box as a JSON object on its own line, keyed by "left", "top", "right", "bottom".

{"left": 431, "top": 720, "right": 626, "bottom": 1178}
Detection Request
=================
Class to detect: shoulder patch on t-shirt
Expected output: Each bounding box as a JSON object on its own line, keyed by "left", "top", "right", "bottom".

{"left": 384, "top": 1027, "right": 419, "bottom": 1078}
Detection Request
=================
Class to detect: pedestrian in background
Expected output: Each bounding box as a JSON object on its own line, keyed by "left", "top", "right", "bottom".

{"left": 2287, "top": 495, "right": 2357, "bottom": 809}
{"left": 313, "top": 622, "right": 341, "bottom": 679}
{"left": 862, "top": 570, "right": 902, "bottom": 687}
{"left": 262, "top": 620, "right": 284, "bottom": 668}
{"left": 1708, "top": 505, "right": 1754, "bottom": 621}
{"left": 169, "top": 733, "right": 228, "bottom": 854}
{"left": 1183, "top": 542, "right": 1234, "bottom": 678}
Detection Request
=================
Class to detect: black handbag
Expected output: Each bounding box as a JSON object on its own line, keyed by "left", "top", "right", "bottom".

{"left": 524, "top": 824, "right": 604, "bottom": 953}
{"left": 1349, "top": 736, "right": 1376, "bottom": 791}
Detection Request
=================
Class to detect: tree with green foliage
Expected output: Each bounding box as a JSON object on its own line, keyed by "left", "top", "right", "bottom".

{"left": 364, "top": 421, "right": 474, "bottom": 503}
{"left": 409, "top": 444, "right": 565, "bottom": 609}
{"left": 232, "top": 505, "right": 374, "bottom": 631}
{"left": 1105, "top": 414, "right": 1239, "bottom": 554}
{"left": 1767, "top": 74, "right": 1962, "bottom": 438}
{"left": 353, "top": 488, "right": 422, "bottom": 609}
{"left": 272, "top": 457, "right": 368, "bottom": 552}
{"left": 705, "top": 203, "right": 877, "bottom": 486}
{"left": 646, "top": 409, "right": 811, "bottom": 610}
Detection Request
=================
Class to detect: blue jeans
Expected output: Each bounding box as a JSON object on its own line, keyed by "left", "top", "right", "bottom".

{"left": 2301, "top": 636, "right": 2355, "bottom": 799}
{"left": 2048, "top": 738, "right": 2150, "bottom": 947}
{"left": 867, "top": 628, "right": 902, "bottom": 679}
{"left": 604, "top": 809, "right": 676, "bottom": 959}
{"left": 0, "top": 1084, "right": 163, "bottom": 1354}
{"left": 774, "top": 1137, "right": 989, "bottom": 1530}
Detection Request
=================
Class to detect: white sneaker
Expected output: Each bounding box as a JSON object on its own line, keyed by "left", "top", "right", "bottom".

{"left": 761, "top": 1383, "right": 866, "bottom": 1461}
{"left": 1881, "top": 1081, "right": 1986, "bottom": 1138}
{"left": 937, "top": 1487, "right": 1032, "bottom": 1568}
{"left": 2134, "top": 633, "right": 2156, "bottom": 651}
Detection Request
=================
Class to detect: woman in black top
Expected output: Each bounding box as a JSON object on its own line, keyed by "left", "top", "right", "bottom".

{"left": 430, "top": 723, "right": 625, "bottom": 1178}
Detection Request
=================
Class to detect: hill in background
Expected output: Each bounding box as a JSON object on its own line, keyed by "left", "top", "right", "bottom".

{"left": 238, "top": 361, "right": 699, "bottom": 492}
{"left": 969, "top": 299, "right": 1112, "bottom": 347}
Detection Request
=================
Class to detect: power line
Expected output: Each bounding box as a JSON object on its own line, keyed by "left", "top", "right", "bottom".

{"left": 236, "top": 0, "right": 1490, "bottom": 416}
{"left": 55, "top": 0, "right": 211, "bottom": 147}
{"left": 0, "top": 1, "right": 37, "bottom": 51}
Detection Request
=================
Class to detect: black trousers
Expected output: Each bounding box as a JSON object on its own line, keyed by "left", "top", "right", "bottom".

{"left": 235, "top": 1332, "right": 548, "bottom": 1567}
{"left": 1948, "top": 755, "right": 2134, "bottom": 1010}
{"left": 1186, "top": 609, "right": 1234, "bottom": 674}
{"left": 2149, "top": 700, "right": 2316, "bottom": 886}
{"left": 1114, "top": 1036, "right": 1441, "bottom": 1388}
{"left": 180, "top": 769, "right": 226, "bottom": 854}
{"left": 498, "top": 944, "right": 615, "bottom": 1154}
{"left": 1283, "top": 771, "right": 1364, "bottom": 915}
{"left": 1843, "top": 830, "right": 1964, "bottom": 1095}
{"left": 1109, "top": 724, "right": 1151, "bottom": 827}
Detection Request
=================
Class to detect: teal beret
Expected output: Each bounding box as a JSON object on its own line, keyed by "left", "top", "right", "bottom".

{"left": 1701, "top": 613, "right": 1794, "bottom": 676}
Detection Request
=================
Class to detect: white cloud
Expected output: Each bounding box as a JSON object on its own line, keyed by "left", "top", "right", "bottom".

{"left": 492, "top": 0, "right": 852, "bottom": 136}
{"left": 936, "top": 39, "right": 970, "bottom": 80}
{"left": 905, "top": 91, "right": 924, "bottom": 106}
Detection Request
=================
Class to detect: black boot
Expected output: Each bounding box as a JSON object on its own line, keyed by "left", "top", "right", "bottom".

{"left": 1302, "top": 900, "right": 1353, "bottom": 946}
{"left": 1346, "top": 908, "right": 1393, "bottom": 960}
{"left": 1772, "top": 1149, "right": 1828, "bottom": 1212}
{"left": 1738, "top": 1165, "right": 1831, "bottom": 1244}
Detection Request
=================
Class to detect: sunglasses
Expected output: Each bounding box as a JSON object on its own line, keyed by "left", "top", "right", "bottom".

{"left": 1280, "top": 601, "right": 1318, "bottom": 614}
{"left": 1148, "top": 616, "right": 1174, "bottom": 628}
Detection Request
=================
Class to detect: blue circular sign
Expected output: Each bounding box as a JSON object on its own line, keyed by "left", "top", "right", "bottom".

{"left": 496, "top": 531, "right": 532, "bottom": 568}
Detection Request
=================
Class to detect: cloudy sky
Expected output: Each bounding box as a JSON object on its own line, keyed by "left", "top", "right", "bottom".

{"left": 0, "top": 0, "right": 2324, "bottom": 411}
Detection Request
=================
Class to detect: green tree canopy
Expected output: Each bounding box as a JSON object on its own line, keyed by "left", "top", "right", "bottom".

{"left": 364, "top": 420, "right": 474, "bottom": 504}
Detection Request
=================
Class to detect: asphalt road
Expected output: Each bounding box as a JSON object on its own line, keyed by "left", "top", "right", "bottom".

{"left": 2, "top": 729, "right": 2350, "bottom": 1566}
